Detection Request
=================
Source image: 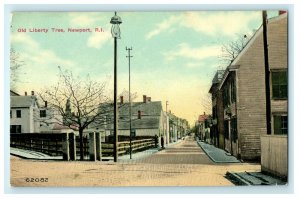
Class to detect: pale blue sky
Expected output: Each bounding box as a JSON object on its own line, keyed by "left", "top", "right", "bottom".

{"left": 10, "top": 11, "right": 279, "bottom": 124}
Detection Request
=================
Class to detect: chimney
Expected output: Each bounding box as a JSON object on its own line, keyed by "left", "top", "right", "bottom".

{"left": 147, "top": 97, "right": 151, "bottom": 102}
{"left": 45, "top": 101, "right": 48, "bottom": 107}
{"left": 25, "top": 91, "right": 27, "bottom": 96}
{"left": 31, "top": 91, "right": 34, "bottom": 96}
{"left": 120, "top": 96, "right": 124, "bottom": 104}
{"left": 143, "top": 95, "right": 147, "bottom": 103}
{"left": 138, "top": 110, "right": 141, "bottom": 119}
{"left": 279, "top": 10, "right": 287, "bottom": 15}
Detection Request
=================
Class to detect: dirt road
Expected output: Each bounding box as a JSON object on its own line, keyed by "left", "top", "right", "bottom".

{"left": 10, "top": 137, "right": 260, "bottom": 187}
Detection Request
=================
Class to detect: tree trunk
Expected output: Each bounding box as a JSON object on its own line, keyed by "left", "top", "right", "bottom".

{"left": 79, "top": 128, "right": 84, "bottom": 161}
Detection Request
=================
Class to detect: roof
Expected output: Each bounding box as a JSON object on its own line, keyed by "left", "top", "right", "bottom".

{"left": 98, "top": 101, "right": 163, "bottom": 130}
{"left": 121, "top": 101, "right": 163, "bottom": 116}
{"left": 10, "top": 96, "right": 38, "bottom": 108}
{"left": 10, "top": 90, "right": 20, "bottom": 96}
{"left": 212, "top": 70, "right": 225, "bottom": 84}
{"left": 209, "top": 70, "right": 225, "bottom": 93}
{"left": 52, "top": 123, "right": 78, "bottom": 130}
{"left": 198, "top": 114, "right": 209, "bottom": 122}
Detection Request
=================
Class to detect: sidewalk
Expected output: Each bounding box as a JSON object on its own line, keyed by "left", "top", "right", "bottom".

{"left": 112, "top": 139, "right": 183, "bottom": 162}
{"left": 10, "top": 147, "right": 158, "bottom": 162}
{"left": 197, "top": 141, "right": 240, "bottom": 163}
{"left": 10, "top": 147, "right": 62, "bottom": 160}
{"left": 196, "top": 141, "right": 287, "bottom": 185}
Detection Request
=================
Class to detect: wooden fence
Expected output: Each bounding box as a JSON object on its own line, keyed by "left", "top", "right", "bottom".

{"left": 102, "top": 138, "right": 155, "bottom": 157}
{"left": 10, "top": 133, "right": 64, "bottom": 156}
{"left": 11, "top": 133, "right": 156, "bottom": 161}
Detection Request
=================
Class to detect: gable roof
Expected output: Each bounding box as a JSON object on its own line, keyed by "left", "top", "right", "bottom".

{"left": 198, "top": 114, "right": 209, "bottom": 122}
{"left": 10, "top": 90, "right": 20, "bottom": 96}
{"left": 120, "top": 101, "right": 163, "bottom": 116}
{"left": 10, "top": 96, "right": 38, "bottom": 108}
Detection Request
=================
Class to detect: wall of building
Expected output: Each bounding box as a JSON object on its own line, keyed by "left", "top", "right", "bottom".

{"left": 11, "top": 108, "right": 31, "bottom": 133}
{"left": 261, "top": 135, "right": 288, "bottom": 178}
{"left": 234, "top": 14, "right": 287, "bottom": 161}
{"left": 236, "top": 28, "right": 267, "bottom": 160}
{"left": 117, "top": 128, "right": 159, "bottom": 136}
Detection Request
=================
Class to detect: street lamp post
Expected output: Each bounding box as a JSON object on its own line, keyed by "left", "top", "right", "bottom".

{"left": 110, "top": 12, "right": 122, "bottom": 162}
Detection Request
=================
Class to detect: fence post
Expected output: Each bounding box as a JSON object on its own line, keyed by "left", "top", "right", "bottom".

{"left": 89, "top": 132, "right": 96, "bottom": 161}
{"left": 62, "top": 133, "right": 70, "bottom": 161}
{"left": 96, "top": 132, "right": 102, "bottom": 161}
{"left": 69, "top": 133, "right": 77, "bottom": 161}
{"left": 30, "top": 139, "right": 33, "bottom": 150}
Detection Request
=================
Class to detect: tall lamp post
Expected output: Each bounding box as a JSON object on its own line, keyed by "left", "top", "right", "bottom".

{"left": 110, "top": 12, "right": 122, "bottom": 162}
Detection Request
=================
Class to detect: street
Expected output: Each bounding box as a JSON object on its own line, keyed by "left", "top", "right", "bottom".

{"left": 137, "top": 136, "right": 213, "bottom": 164}
{"left": 10, "top": 136, "right": 261, "bottom": 186}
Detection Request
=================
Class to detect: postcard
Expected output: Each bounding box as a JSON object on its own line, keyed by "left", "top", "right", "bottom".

{"left": 9, "top": 10, "right": 288, "bottom": 187}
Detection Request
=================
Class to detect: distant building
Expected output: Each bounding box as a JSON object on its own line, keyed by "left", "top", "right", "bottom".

{"left": 217, "top": 12, "right": 287, "bottom": 161}
{"left": 196, "top": 112, "right": 210, "bottom": 142}
{"left": 168, "top": 112, "right": 178, "bottom": 143}
{"left": 209, "top": 70, "right": 225, "bottom": 149}
{"left": 167, "top": 112, "right": 189, "bottom": 143}
{"left": 95, "top": 95, "right": 167, "bottom": 144}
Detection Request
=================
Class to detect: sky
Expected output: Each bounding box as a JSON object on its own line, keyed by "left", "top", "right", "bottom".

{"left": 10, "top": 11, "right": 279, "bottom": 125}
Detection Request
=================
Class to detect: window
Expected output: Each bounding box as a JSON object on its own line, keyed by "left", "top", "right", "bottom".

{"left": 224, "top": 120, "right": 229, "bottom": 139}
{"left": 272, "top": 70, "right": 287, "bottom": 99}
{"left": 212, "top": 106, "right": 217, "bottom": 119}
{"left": 223, "top": 86, "right": 229, "bottom": 108}
{"left": 230, "top": 79, "right": 236, "bottom": 103}
{"left": 274, "top": 115, "right": 288, "bottom": 135}
{"left": 10, "top": 110, "right": 12, "bottom": 118}
{"left": 231, "top": 117, "right": 238, "bottom": 142}
{"left": 40, "top": 110, "right": 46, "bottom": 118}
{"left": 10, "top": 125, "right": 21, "bottom": 133}
{"left": 130, "top": 129, "right": 136, "bottom": 137}
{"left": 16, "top": 110, "right": 21, "bottom": 118}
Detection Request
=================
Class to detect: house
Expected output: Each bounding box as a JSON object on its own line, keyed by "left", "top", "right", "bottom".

{"left": 178, "top": 118, "right": 189, "bottom": 139}
{"left": 196, "top": 112, "right": 210, "bottom": 142}
{"left": 10, "top": 91, "right": 40, "bottom": 133}
{"left": 168, "top": 112, "right": 178, "bottom": 143}
{"left": 10, "top": 90, "right": 72, "bottom": 134}
{"left": 95, "top": 95, "right": 168, "bottom": 145}
{"left": 217, "top": 12, "right": 287, "bottom": 161}
{"left": 209, "top": 70, "right": 225, "bottom": 149}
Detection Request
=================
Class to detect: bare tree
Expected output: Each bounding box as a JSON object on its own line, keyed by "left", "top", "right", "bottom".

{"left": 10, "top": 48, "right": 24, "bottom": 90}
{"left": 39, "top": 67, "right": 110, "bottom": 160}
{"left": 119, "top": 89, "right": 138, "bottom": 103}
{"left": 199, "top": 92, "right": 212, "bottom": 115}
{"left": 220, "top": 34, "right": 251, "bottom": 65}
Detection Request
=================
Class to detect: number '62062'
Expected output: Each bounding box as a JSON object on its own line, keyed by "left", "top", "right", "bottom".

{"left": 25, "top": 178, "right": 48, "bottom": 182}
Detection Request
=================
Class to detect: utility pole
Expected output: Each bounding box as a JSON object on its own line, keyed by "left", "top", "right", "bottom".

{"left": 262, "top": 10, "right": 272, "bottom": 135}
{"left": 166, "top": 101, "right": 169, "bottom": 113}
{"left": 126, "top": 47, "right": 133, "bottom": 159}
